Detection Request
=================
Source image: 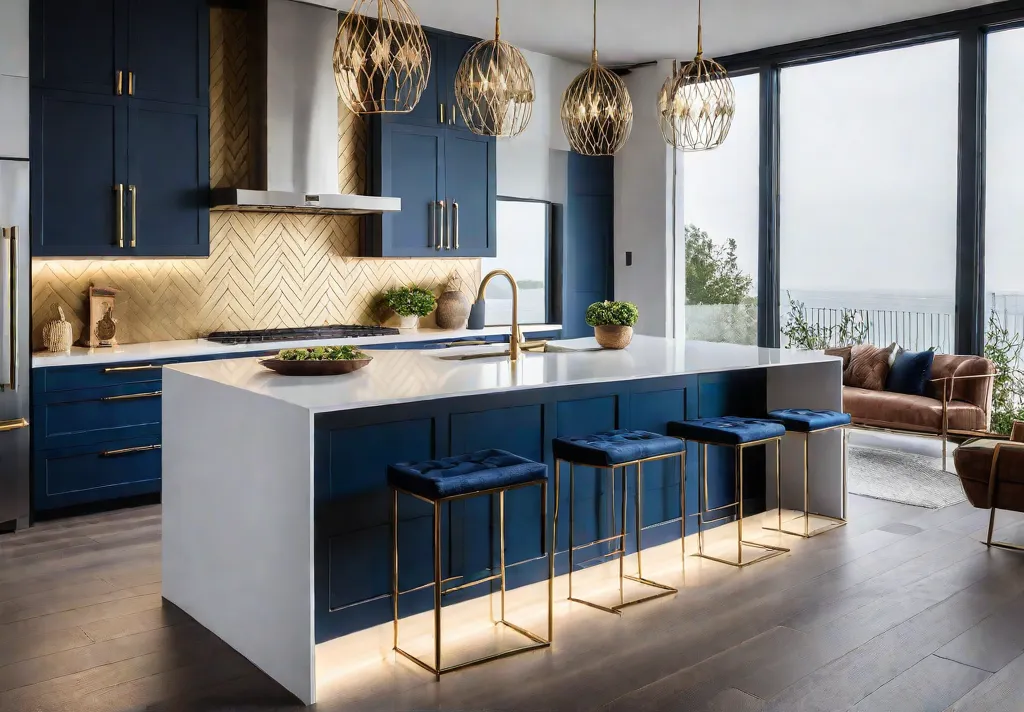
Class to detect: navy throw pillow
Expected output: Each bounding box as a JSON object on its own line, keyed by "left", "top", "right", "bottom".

{"left": 886, "top": 349, "right": 935, "bottom": 396}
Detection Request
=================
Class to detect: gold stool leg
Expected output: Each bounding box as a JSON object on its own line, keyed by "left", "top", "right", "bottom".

{"left": 499, "top": 490, "right": 506, "bottom": 623}
{"left": 547, "top": 469, "right": 555, "bottom": 642}
{"left": 680, "top": 453, "right": 687, "bottom": 568}
{"left": 392, "top": 488, "right": 399, "bottom": 652}
{"left": 568, "top": 462, "right": 575, "bottom": 601}
{"left": 765, "top": 428, "right": 848, "bottom": 539}
{"left": 619, "top": 466, "right": 627, "bottom": 608}
{"left": 433, "top": 501, "right": 442, "bottom": 679}
{"left": 696, "top": 440, "right": 789, "bottom": 568}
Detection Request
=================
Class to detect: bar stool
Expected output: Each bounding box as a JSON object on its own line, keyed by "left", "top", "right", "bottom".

{"left": 389, "top": 449, "right": 553, "bottom": 679}
{"left": 667, "top": 416, "right": 790, "bottom": 568}
{"left": 552, "top": 429, "right": 685, "bottom": 614}
{"left": 764, "top": 409, "right": 851, "bottom": 538}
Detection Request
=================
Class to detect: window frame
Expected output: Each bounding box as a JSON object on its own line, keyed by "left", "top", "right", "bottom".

{"left": 709, "top": 0, "right": 1024, "bottom": 352}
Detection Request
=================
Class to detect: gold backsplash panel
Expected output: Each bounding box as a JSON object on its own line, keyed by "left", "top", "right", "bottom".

{"left": 30, "top": 6, "right": 479, "bottom": 348}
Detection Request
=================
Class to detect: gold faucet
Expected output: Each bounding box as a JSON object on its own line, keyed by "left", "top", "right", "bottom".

{"left": 478, "top": 269, "right": 525, "bottom": 361}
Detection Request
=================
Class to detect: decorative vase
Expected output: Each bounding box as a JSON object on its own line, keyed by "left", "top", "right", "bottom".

{"left": 398, "top": 314, "right": 419, "bottom": 330}
{"left": 435, "top": 276, "right": 470, "bottom": 330}
{"left": 594, "top": 325, "right": 633, "bottom": 349}
{"left": 42, "top": 306, "right": 74, "bottom": 354}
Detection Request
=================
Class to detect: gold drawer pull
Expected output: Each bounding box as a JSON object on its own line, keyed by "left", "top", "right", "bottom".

{"left": 0, "top": 417, "right": 28, "bottom": 432}
{"left": 103, "top": 364, "right": 160, "bottom": 373}
{"left": 100, "top": 444, "right": 160, "bottom": 458}
{"left": 101, "top": 390, "right": 161, "bottom": 402}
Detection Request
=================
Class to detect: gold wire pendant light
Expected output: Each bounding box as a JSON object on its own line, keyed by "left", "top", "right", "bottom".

{"left": 334, "top": 0, "right": 431, "bottom": 115}
{"left": 455, "top": 0, "right": 536, "bottom": 138}
{"left": 657, "top": 0, "right": 735, "bottom": 151}
{"left": 560, "top": 0, "right": 633, "bottom": 156}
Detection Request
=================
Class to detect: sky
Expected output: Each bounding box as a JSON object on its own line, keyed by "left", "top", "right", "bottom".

{"left": 681, "top": 29, "right": 1024, "bottom": 302}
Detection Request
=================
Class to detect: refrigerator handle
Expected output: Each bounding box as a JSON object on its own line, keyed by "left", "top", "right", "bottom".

{"left": 0, "top": 417, "right": 28, "bottom": 432}
{"left": 7, "top": 226, "right": 17, "bottom": 391}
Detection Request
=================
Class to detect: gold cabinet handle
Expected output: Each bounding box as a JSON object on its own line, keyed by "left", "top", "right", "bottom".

{"left": 440, "top": 103, "right": 445, "bottom": 125}
{"left": 101, "top": 444, "right": 160, "bottom": 458}
{"left": 128, "top": 185, "right": 137, "bottom": 248}
{"left": 438, "top": 200, "right": 446, "bottom": 251}
{"left": 452, "top": 201, "right": 459, "bottom": 250}
{"left": 116, "top": 70, "right": 123, "bottom": 96}
{"left": 128, "top": 71, "right": 134, "bottom": 96}
{"left": 431, "top": 201, "right": 438, "bottom": 250}
{"left": 101, "top": 390, "right": 161, "bottom": 402}
{"left": 0, "top": 417, "right": 28, "bottom": 432}
{"left": 114, "top": 184, "right": 124, "bottom": 247}
{"left": 103, "top": 364, "right": 160, "bottom": 373}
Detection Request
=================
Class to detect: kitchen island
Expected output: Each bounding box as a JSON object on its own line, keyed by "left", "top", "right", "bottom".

{"left": 161, "top": 336, "right": 844, "bottom": 704}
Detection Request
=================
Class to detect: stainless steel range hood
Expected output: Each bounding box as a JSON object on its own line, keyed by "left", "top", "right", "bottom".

{"left": 210, "top": 0, "right": 399, "bottom": 216}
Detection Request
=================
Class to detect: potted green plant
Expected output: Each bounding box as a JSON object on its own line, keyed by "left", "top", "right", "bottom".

{"left": 381, "top": 286, "right": 437, "bottom": 330}
{"left": 586, "top": 300, "right": 639, "bottom": 349}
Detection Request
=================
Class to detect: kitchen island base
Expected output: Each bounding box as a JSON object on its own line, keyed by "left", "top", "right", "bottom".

{"left": 162, "top": 338, "right": 843, "bottom": 704}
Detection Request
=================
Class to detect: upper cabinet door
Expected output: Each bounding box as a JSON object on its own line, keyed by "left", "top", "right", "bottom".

{"left": 31, "top": 0, "right": 125, "bottom": 96}
{"left": 387, "top": 31, "right": 442, "bottom": 128}
{"left": 31, "top": 89, "right": 128, "bottom": 257}
{"left": 126, "top": 101, "right": 209, "bottom": 257}
{"left": 444, "top": 131, "right": 495, "bottom": 257}
{"left": 0, "top": 0, "right": 30, "bottom": 78}
{"left": 126, "top": 0, "right": 207, "bottom": 106}
{"left": 367, "top": 122, "right": 445, "bottom": 257}
{"left": 443, "top": 35, "right": 476, "bottom": 133}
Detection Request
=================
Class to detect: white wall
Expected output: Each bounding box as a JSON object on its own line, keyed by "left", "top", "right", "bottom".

{"left": 614, "top": 61, "right": 677, "bottom": 338}
{"left": 496, "top": 48, "right": 583, "bottom": 203}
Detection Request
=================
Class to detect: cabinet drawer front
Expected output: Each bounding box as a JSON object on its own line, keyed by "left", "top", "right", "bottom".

{"left": 36, "top": 362, "right": 163, "bottom": 395}
{"left": 36, "top": 388, "right": 161, "bottom": 449}
{"left": 35, "top": 439, "right": 161, "bottom": 510}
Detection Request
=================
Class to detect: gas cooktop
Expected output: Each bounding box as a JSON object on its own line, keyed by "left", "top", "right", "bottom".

{"left": 204, "top": 325, "right": 400, "bottom": 345}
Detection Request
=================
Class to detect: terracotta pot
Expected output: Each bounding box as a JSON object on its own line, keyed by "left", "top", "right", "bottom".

{"left": 594, "top": 325, "right": 633, "bottom": 349}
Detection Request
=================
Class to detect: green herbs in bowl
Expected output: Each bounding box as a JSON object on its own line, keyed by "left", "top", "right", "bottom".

{"left": 260, "top": 345, "right": 373, "bottom": 376}
{"left": 277, "top": 345, "right": 368, "bottom": 361}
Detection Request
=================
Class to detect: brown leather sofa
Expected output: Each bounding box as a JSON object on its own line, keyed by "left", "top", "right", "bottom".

{"left": 841, "top": 353, "right": 997, "bottom": 470}
{"left": 953, "top": 437, "right": 1024, "bottom": 550}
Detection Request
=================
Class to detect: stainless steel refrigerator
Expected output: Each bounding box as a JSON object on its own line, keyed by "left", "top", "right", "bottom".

{"left": 0, "top": 160, "right": 30, "bottom": 532}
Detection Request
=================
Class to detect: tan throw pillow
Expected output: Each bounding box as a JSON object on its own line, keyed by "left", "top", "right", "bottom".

{"left": 844, "top": 344, "right": 893, "bottom": 390}
{"left": 825, "top": 346, "right": 852, "bottom": 370}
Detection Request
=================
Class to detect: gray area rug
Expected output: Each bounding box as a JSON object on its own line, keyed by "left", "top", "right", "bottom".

{"left": 848, "top": 444, "right": 967, "bottom": 509}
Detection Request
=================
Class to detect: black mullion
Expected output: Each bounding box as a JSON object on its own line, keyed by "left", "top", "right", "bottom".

{"left": 757, "top": 65, "right": 781, "bottom": 349}
{"left": 956, "top": 25, "right": 986, "bottom": 355}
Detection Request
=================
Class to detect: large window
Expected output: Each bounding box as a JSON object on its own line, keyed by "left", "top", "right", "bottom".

{"left": 681, "top": 72, "right": 760, "bottom": 345}
{"left": 481, "top": 198, "right": 551, "bottom": 325}
{"left": 778, "top": 40, "right": 960, "bottom": 353}
{"left": 984, "top": 26, "right": 1024, "bottom": 431}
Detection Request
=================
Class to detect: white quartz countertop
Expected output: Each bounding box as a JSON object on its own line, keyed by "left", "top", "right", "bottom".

{"left": 31, "top": 325, "right": 562, "bottom": 368}
{"left": 164, "top": 336, "right": 841, "bottom": 414}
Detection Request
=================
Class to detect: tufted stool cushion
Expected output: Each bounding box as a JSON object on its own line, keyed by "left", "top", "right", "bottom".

{"left": 667, "top": 416, "right": 785, "bottom": 445}
{"left": 388, "top": 449, "right": 547, "bottom": 500}
{"left": 768, "top": 409, "right": 852, "bottom": 433}
{"left": 552, "top": 429, "right": 684, "bottom": 467}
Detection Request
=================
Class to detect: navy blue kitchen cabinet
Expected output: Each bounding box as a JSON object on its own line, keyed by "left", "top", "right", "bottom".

{"left": 30, "top": 0, "right": 123, "bottom": 96}
{"left": 30, "top": 0, "right": 210, "bottom": 258}
{"left": 444, "top": 130, "right": 496, "bottom": 255}
{"left": 562, "top": 154, "right": 614, "bottom": 338}
{"left": 367, "top": 122, "right": 446, "bottom": 257}
{"left": 30, "top": 89, "right": 128, "bottom": 257}
{"left": 126, "top": 101, "right": 210, "bottom": 256}
{"left": 365, "top": 28, "right": 496, "bottom": 258}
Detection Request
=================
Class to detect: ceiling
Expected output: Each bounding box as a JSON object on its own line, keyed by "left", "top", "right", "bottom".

{"left": 316, "top": 0, "right": 1001, "bottom": 64}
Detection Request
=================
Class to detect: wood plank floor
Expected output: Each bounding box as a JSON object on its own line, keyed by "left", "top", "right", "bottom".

{"left": 2, "top": 496, "right": 1024, "bottom": 711}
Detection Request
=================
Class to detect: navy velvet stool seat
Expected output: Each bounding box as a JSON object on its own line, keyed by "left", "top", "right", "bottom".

{"left": 667, "top": 416, "right": 790, "bottom": 568}
{"left": 552, "top": 429, "right": 685, "bottom": 614}
{"left": 765, "top": 409, "right": 852, "bottom": 539}
{"left": 388, "top": 449, "right": 552, "bottom": 678}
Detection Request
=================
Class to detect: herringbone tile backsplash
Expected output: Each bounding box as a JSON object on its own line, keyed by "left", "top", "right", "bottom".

{"left": 31, "top": 7, "right": 480, "bottom": 348}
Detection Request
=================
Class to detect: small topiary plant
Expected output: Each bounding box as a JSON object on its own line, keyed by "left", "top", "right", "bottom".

{"left": 382, "top": 286, "right": 437, "bottom": 317}
{"left": 585, "top": 300, "right": 639, "bottom": 327}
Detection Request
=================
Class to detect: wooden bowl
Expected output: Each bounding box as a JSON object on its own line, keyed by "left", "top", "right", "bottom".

{"left": 258, "top": 357, "right": 372, "bottom": 376}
